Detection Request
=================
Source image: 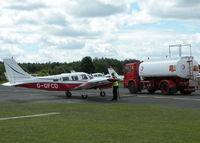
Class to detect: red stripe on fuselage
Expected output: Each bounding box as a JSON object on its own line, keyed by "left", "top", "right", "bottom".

{"left": 16, "top": 82, "right": 81, "bottom": 91}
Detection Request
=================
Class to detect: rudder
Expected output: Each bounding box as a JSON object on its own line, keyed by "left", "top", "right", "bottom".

{"left": 3, "top": 58, "right": 32, "bottom": 83}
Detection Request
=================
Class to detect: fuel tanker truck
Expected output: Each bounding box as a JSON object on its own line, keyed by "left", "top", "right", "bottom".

{"left": 124, "top": 44, "right": 199, "bottom": 95}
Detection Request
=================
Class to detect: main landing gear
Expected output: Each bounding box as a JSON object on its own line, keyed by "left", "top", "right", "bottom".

{"left": 65, "top": 91, "right": 72, "bottom": 98}
{"left": 81, "top": 90, "right": 106, "bottom": 99}
{"left": 65, "top": 91, "right": 88, "bottom": 99}
{"left": 65, "top": 90, "right": 106, "bottom": 99}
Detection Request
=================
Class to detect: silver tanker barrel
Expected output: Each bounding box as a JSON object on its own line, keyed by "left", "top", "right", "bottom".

{"left": 139, "top": 56, "right": 199, "bottom": 79}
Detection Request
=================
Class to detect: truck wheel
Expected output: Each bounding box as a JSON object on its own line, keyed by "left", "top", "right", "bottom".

{"left": 161, "top": 82, "right": 170, "bottom": 95}
{"left": 148, "top": 90, "right": 155, "bottom": 94}
{"left": 160, "top": 82, "right": 176, "bottom": 95}
{"left": 128, "top": 82, "right": 137, "bottom": 94}
{"left": 170, "top": 87, "right": 177, "bottom": 95}
{"left": 180, "top": 89, "right": 192, "bottom": 95}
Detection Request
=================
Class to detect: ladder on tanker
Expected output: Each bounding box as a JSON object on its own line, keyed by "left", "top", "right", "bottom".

{"left": 187, "top": 56, "right": 194, "bottom": 80}
{"left": 169, "top": 44, "right": 194, "bottom": 80}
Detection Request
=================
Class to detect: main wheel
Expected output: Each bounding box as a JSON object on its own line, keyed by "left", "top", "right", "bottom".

{"left": 65, "top": 91, "right": 72, "bottom": 98}
{"left": 128, "top": 81, "right": 137, "bottom": 94}
{"left": 81, "top": 94, "right": 88, "bottom": 99}
{"left": 100, "top": 91, "right": 106, "bottom": 97}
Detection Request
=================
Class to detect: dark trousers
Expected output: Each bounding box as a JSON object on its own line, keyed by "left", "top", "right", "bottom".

{"left": 112, "top": 86, "right": 119, "bottom": 100}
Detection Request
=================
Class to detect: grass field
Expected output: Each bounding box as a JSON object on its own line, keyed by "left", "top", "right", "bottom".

{"left": 0, "top": 103, "right": 200, "bottom": 143}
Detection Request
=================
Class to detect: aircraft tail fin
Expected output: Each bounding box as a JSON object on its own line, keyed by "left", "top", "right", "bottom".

{"left": 107, "top": 66, "right": 124, "bottom": 81}
{"left": 108, "top": 66, "right": 119, "bottom": 78}
{"left": 3, "top": 58, "right": 32, "bottom": 83}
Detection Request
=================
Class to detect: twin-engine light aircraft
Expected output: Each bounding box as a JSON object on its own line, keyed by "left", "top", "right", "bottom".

{"left": 2, "top": 58, "right": 118, "bottom": 99}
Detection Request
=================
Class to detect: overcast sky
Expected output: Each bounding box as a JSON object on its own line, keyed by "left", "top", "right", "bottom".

{"left": 1, "top": 0, "right": 200, "bottom": 63}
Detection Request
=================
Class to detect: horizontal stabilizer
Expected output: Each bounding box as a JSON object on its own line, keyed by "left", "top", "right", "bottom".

{"left": 2, "top": 82, "right": 12, "bottom": 86}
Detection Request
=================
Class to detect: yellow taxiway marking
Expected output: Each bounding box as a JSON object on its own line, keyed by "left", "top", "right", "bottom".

{"left": 0, "top": 112, "right": 60, "bottom": 121}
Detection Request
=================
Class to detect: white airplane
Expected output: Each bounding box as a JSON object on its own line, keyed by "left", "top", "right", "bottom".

{"left": 92, "top": 73, "right": 105, "bottom": 78}
{"left": 2, "top": 58, "right": 118, "bottom": 99}
{"left": 107, "top": 66, "right": 124, "bottom": 81}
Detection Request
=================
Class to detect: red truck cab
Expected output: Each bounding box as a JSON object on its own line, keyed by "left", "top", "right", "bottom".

{"left": 124, "top": 62, "right": 141, "bottom": 93}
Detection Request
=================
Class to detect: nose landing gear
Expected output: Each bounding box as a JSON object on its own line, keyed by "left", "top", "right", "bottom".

{"left": 100, "top": 91, "right": 106, "bottom": 97}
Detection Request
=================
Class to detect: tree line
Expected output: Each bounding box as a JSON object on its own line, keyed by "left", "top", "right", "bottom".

{"left": 0, "top": 57, "right": 139, "bottom": 82}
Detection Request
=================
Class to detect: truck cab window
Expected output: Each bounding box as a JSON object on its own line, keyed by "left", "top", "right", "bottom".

{"left": 124, "top": 66, "right": 131, "bottom": 73}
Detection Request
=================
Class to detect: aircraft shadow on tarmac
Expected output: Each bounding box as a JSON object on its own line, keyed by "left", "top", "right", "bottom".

{"left": 54, "top": 95, "right": 114, "bottom": 103}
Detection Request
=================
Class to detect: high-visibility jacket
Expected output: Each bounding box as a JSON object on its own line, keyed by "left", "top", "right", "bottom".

{"left": 112, "top": 76, "right": 119, "bottom": 86}
{"left": 112, "top": 81, "right": 119, "bottom": 87}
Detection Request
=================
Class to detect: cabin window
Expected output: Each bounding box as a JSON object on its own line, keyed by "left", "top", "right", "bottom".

{"left": 81, "top": 74, "right": 88, "bottom": 80}
{"left": 72, "top": 76, "right": 78, "bottom": 81}
{"left": 53, "top": 79, "right": 59, "bottom": 81}
{"left": 63, "top": 77, "right": 69, "bottom": 81}
{"left": 98, "top": 74, "right": 102, "bottom": 77}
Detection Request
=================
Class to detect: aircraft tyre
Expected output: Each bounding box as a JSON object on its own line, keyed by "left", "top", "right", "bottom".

{"left": 65, "top": 91, "right": 72, "bottom": 98}
{"left": 128, "top": 81, "right": 137, "bottom": 94}
{"left": 81, "top": 94, "right": 88, "bottom": 99}
{"left": 100, "top": 91, "right": 106, "bottom": 97}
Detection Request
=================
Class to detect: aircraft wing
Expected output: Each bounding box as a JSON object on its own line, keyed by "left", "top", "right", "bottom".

{"left": 74, "top": 78, "right": 118, "bottom": 90}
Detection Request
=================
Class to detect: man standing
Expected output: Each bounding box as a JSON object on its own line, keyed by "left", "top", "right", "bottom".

{"left": 112, "top": 73, "right": 119, "bottom": 101}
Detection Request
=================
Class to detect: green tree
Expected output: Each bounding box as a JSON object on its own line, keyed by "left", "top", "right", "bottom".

{"left": 81, "top": 56, "right": 95, "bottom": 74}
{"left": 0, "top": 62, "right": 6, "bottom": 81}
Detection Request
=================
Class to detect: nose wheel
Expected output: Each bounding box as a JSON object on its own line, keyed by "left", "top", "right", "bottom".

{"left": 100, "top": 91, "right": 106, "bottom": 97}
